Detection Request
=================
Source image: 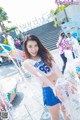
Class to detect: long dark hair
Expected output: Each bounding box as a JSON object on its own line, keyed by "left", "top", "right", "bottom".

{"left": 58, "top": 32, "right": 66, "bottom": 45}
{"left": 24, "top": 35, "right": 53, "bottom": 67}
{"left": 60, "top": 32, "right": 65, "bottom": 39}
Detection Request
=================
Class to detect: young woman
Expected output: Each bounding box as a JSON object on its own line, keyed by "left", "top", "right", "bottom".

{"left": 22, "top": 35, "right": 69, "bottom": 120}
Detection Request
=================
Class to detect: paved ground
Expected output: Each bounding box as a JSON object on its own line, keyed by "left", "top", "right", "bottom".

{"left": 0, "top": 49, "right": 63, "bottom": 120}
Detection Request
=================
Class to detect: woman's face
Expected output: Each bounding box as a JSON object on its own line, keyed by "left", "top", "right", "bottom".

{"left": 26, "top": 40, "right": 39, "bottom": 57}
{"left": 61, "top": 33, "right": 65, "bottom": 38}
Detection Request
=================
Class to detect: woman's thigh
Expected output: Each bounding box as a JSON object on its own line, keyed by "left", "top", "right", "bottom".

{"left": 48, "top": 104, "right": 59, "bottom": 120}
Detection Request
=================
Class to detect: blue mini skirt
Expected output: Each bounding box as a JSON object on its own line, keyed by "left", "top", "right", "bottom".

{"left": 42, "top": 87, "right": 61, "bottom": 106}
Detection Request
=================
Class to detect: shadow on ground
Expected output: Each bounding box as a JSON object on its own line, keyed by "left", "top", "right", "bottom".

{"left": 12, "top": 92, "right": 24, "bottom": 108}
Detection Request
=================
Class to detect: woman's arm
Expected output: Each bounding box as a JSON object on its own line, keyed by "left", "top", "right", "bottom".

{"left": 56, "top": 36, "right": 62, "bottom": 48}
{"left": 66, "top": 45, "right": 73, "bottom": 49}
{"left": 52, "top": 60, "right": 63, "bottom": 78}
{"left": 22, "top": 59, "right": 55, "bottom": 90}
{"left": 22, "top": 59, "right": 41, "bottom": 77}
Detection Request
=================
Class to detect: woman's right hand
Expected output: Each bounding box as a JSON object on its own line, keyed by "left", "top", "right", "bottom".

{"left": 55, "top": 88, "right": 64, "bottom": 102}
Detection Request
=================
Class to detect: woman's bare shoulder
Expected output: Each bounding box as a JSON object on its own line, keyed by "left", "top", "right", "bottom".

{"left": 22, "top": 59, "right": 30, "bottom": 65}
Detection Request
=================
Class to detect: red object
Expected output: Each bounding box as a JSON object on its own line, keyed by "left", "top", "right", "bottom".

{"left": 15, "top": 41, "right": 20, "bottom": 47}
{"left": 0, "top": 99, "right": 5, "bottom": 110}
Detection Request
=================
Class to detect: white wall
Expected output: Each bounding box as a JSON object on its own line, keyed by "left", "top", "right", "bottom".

{"left": 56, "top": 4, "right": 80, "bottom": 25}
{"left": 65, "top": 5, "right": 80, "bottom": 20}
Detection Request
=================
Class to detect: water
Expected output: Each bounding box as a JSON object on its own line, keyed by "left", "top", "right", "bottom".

{"left": 1, "top": 42, "right": 80, "bottom": 120}
{"left": 55, "top": 74, "right": 80, "bottom": 120}
{"left": 0, "top": 43, "right": 33, "bottom": 119}
{"left": 40, "top": 105, "right": 51, "bottom": 120}
{"left": 0, "top": 85, "right": 14, "bottom": 120}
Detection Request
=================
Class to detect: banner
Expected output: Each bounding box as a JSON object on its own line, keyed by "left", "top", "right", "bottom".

{"left": 61, "top": 22, "right": 78, "bottom": 39}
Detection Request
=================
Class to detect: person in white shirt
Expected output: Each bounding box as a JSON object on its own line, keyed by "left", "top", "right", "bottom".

{"left": 7, "top": 32, "right": 15, "bottom": 49}
{"left": 67, "top": 32, "right": 80, "bottom": 58}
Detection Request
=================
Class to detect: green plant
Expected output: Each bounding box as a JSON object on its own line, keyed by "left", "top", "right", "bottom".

{"left": 54, "top": 5, "right": 69, "bottom": 15}
{"left": 0, "top": 7, "right": 9, "bottom": 31}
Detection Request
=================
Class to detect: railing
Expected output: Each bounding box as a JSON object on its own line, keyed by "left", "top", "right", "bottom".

{"left": 17, "top": 13, "right": 53, "bottom": 32}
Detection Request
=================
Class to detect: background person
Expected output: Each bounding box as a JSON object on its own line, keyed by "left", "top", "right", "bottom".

{"left": 67, "top": 32, "right": 80, "bottom": 58}
{"left": 7, "top": 32, "right": 15, "bottom": 49}
{"left": 56, "top": 32, "right": 74, "bottom": 74}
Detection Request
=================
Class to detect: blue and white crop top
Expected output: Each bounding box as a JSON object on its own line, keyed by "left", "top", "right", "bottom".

{"left": 30, "top": 59, "right": 57, "bottom": 76}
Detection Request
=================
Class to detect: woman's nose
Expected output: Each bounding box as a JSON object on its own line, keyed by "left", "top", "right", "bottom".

{"left": 32, "top": 48, "right": 36, "bottom": 51}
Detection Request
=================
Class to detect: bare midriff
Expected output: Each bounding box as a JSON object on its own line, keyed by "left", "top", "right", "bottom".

{"left": 42, "top": 70, "right": 62, "bottom": 88}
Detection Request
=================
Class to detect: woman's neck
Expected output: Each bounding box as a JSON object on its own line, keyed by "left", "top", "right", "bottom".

{"left": 30, "top": 56, "right": 40, "bottom": 61}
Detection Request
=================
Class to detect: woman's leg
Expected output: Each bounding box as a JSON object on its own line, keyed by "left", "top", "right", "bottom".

{"left": 48, "top": 104, "right": 59, "bottom": 120}
{"left": 72, "top": 52, "right": 75, "bottom": 59}
{"left": 60, "top": 53, "right": 67, "bottom": 74}
{"left": 42, "top": 87, "right": 61, "bottom": 120}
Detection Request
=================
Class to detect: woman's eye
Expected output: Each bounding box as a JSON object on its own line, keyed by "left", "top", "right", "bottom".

{"left": 29, "top": 45, "right": 32, "bottom": 48}
{"left": 35, "top": 44, "right": 38, "bottom": 47}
